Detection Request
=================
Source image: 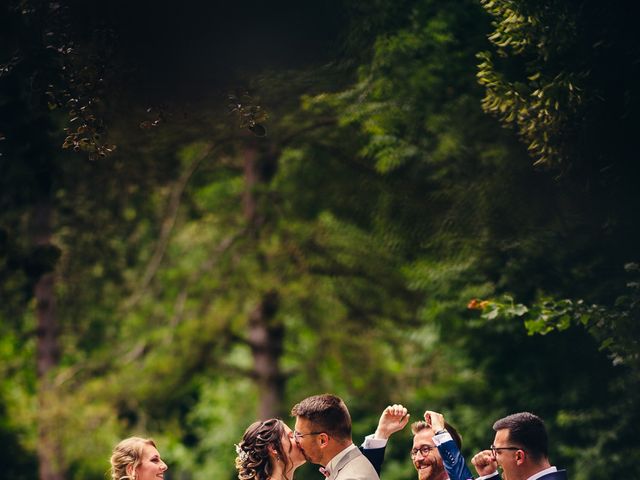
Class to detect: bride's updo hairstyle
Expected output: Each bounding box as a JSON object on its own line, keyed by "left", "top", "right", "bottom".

{"left": 235, "top": 418, "right": 291, "bottom": 480}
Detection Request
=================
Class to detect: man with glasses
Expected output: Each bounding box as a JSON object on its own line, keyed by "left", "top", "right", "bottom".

{"left": 471, "top": 412, "right": 567, "bottom": 480}
{"left": 362, "top": 407, "right": 473, "bottom": 480}
{"left": 291, "top": 393, "right": 381, "bottom": 480}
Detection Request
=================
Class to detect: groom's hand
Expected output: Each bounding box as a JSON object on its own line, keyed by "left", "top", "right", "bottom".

{"left": 374, "top": 404, "right": 410, "bottom": 439}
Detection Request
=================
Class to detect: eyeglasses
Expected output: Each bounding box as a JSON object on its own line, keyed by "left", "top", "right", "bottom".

{"left": 293, "top": 431, "right": 324, "bottom": 439}
{"left": 410, "top": 445, "right": 437, "bottom": 457}
{"left": 490, "top": 445, "right": 525, "bottom": 456}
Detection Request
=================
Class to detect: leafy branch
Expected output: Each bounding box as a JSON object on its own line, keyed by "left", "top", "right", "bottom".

{"left": 469, "top": 263, "right": 640, "bottom": 367}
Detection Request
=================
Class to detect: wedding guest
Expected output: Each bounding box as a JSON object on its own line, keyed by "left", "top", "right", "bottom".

{"left": 110, "top": 436, "right": 168, "bottom": 480}
{"left": 471, "top": 412, "right": 567, "bottom": 480}
{"left": 362, "top": 407, "right": 473, "bottom": 480}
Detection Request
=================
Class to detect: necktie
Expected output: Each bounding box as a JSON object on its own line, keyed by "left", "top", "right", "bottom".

{"left": 319, "top": 467, "right": 330, "bottom": 478}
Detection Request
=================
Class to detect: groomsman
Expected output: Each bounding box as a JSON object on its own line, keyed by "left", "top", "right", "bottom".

{"left": 362, "top": 405, "right": 473, "bottom": 480}
{"left": 472, "top": 412, "right": 568, "bottom": 480}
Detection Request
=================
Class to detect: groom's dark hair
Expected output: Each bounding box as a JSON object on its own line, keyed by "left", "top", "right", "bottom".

{"left": 291, "top": 394, "right": 351, "bottom": 441}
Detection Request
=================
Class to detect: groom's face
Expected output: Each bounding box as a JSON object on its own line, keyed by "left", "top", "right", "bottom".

{"left": 293, "top": 416, "right": 323, "bottom": 464}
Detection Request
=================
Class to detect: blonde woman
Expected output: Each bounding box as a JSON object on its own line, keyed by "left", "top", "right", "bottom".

{"left": 110, "top": 437, "right": 168, "bottom": 480}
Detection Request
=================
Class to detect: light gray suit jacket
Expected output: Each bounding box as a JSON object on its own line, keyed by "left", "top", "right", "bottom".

{"left": 327, "top": 446, "right": 381, "bottom": 480}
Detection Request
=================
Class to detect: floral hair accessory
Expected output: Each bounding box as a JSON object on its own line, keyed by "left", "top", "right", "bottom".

{"left": 235, "top": 443, "right": 249, "bottom": 462}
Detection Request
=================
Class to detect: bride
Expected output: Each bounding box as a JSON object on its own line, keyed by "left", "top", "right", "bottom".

{"left": 235, "top": 418, "right": 306, "bottom": 480}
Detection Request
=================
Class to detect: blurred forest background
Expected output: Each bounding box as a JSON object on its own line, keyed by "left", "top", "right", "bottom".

{"left": 1, "top": 1, "right": 639, "bottom": 479}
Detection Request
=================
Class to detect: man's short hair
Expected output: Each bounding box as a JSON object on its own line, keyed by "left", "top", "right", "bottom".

{"left": 291, "top": 394, "right": 352, "bottom": 441}
{"left": 411, "top": 421, "right": 463, "bottom": 450}
{"left": 493, "top": 412, "right": 548, "bottom": 461}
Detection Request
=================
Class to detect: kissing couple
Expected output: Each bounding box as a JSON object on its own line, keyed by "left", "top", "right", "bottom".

{"left": 235, "top": 393, "right": 388, "bottom": 480}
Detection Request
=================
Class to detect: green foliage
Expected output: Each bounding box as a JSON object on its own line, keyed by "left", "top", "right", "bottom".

{"left": 474, "top": 262, "right": 640, "bottom": 370}
{"left": 478, "top": 0, "right": 640, "bottom": 177}
{"left": 476, "top": 0, "right": 585, "bottom": 166}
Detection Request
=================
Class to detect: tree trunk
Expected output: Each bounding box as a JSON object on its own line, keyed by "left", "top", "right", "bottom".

{"left": 32, "top": 201, "right": 65, "bottom": 480}
{"left": 243, "top": 141, "right": 284, "bottom": 419}
{"left": 242, "top": 140, "right": 263, "bottom": 235}
{"left": 248, "top": 290, "right": 284, "bottom": 419}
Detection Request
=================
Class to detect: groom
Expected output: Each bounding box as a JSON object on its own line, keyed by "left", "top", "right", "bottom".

{"left": 292, "top": 394, "right": 380, "bottom": 480}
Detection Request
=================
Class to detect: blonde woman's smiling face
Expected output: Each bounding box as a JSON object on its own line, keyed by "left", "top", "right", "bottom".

{"left": 134, "top": 444, "right": 168, "bottom": 480}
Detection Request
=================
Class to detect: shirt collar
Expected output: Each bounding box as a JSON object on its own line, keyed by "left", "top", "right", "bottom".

{"left": 527, "top": 466, "right": 558, "bottom": 480}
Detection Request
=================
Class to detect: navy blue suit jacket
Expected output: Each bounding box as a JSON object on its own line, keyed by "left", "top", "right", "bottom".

{"left": 361, "top": 446, "right": 385, "bottom": 475}
{"left": 484, "top": 469, "right": 568, "bottom": 480}
{"left": 538, "top": 471, "right": 568, "bottom": 480}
